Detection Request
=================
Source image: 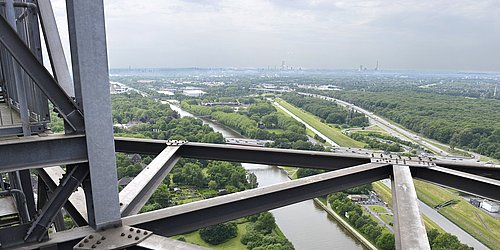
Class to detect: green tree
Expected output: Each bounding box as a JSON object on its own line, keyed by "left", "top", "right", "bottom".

{"left": 199, "top": 222, "right": 238, "bottom": 245}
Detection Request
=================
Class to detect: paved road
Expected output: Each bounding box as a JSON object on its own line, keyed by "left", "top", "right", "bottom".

{"left": 274, "top": 101, "right": 340, "bottom": 147}
{"left": 297, "top": 92, "right": 487, "bottom": 164}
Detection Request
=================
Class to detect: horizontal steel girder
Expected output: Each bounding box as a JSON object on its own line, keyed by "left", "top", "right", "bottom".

{"left": 124, "top": 163, "right": 391, "bottom": 236}
{"left": 412, "top": 165, "right": 500, "bottom": 202}
{"left": 0, "top": 134, "right": 87, "bottom": 173}
{"left": 115, "top": 137, "right": 372, "bottom": 170}
{"left": 0, "top": 15, "right": 84, "bottom": 132}
{"left": 120, "top": 145, "right": 181, "bottom": 216}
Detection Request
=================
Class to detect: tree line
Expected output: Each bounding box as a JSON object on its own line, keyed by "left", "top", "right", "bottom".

{"left": 308, "top": 90, "right": 500, "bottom": 160}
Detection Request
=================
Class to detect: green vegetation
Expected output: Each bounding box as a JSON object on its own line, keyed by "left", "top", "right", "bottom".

{"left": 200, "top": 222, "right": 238, "bottom": 245}
{"left": 414, "top": 180, "right": 500, "bottom": 249}
{"left": 368, "top": 205, "right": 387, "bottom": 213}
{"left": 281, "top": 93, "right": 369, "bottom": 127}
{"left": 183, "top": 99, "right": 325, "bottom": 151}
{"left": 328, "top": 192, "right": 394, "bottom": 250}
{"left": 276, "top": 99, "right": 365, "bottom": 147}
{"left": 240, "top": 212, "right": 294, "bottom": 250}
{"left": 173, "top": 222, "right": 250, "bottom": 249}
{"left": 318, "top": 90, "right": 500, "bottom": 160}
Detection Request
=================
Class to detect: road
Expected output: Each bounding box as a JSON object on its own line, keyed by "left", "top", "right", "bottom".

{"left": 297, "top": 92, "right": 485, "bottom": 164}
{"left": 274, "top": 101, "right": 340, "bottom": 147}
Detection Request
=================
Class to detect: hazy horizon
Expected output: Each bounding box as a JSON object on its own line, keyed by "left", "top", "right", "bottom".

{"left": 49, "top": 0, "right": 500, "bottom": 72}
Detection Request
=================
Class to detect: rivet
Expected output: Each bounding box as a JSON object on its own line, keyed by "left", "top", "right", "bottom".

{"left": 121, "top": 233, "right": 125, "bottom": 237}
{"left": 101, "top": 236, "right": 106, "bottom": 240}
{"left": 137, "top": 229, "right": 141, "bottom": 233}
{"left": 96, "top": 241, "right": 101, "bottom": 244}
{"left": 79, "top": 243, "right": 84, "bottom": 247}
{"left": 135, "top": 236, "right": 140, "bottom": 240}
{"left": 128, "top": 234, "right": 132, "bottom": 238}
{"left": 89, "top": 235, "right": 94, "bottom": 239}
{"left": 129, "top": 228, "right": 134, "bottom": 232}
{"left": 143, "top": 231, "right": 148, "bottom": 235}
{"left": 84, "top": 239, "right": 89, "bottom": 243}
{"left": 91, "top": 245, "right": 96, "bottom": 248}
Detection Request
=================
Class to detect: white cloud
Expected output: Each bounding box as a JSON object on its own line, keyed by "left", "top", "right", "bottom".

{"left": 47, "top": 0, "right": 500, "bottom": 71}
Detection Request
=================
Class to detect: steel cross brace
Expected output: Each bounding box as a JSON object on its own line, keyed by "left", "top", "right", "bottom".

{"left": 0, "top": 14, "right": 84, "bottom": 133}
{"left": 25, "top": 164, "right": 89, "bottom": 242}
{"left": 119, "top": 145, "right": 181, "bottom": 216}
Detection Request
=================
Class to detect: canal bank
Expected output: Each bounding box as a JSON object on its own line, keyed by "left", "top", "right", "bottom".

{"left": 168, "top": 103, "right": 366, "bottom": 250}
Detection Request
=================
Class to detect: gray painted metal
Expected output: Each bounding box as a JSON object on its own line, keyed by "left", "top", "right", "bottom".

{"left": 120, "top": 145, "right": 181, "bottom": 216}
{"left": 65, "top": 0, "right": 121, "bottom": 229}
{"left": 37, "top": 166, "right": 88, "bottom": 226}
{"left": 0, "top": 123, "right": 47, "bottom": 136}
{"left": 0, "top": 15, "right": 84, "bottom": 132}
{"left": 391, "top": 165, "right": 430, "bottom": 250}
{"left": 125, "top": 163, "right": 391, "bottom": 236}
{"left": 37, "top": 0, "right": 74, "bottom": 98}
{"left": 74, "top": 226, "right": 152, "bottom": 249}
{"left": 25, "top": 164, "right": 89, "bottom": 242}
{"left": 0, "top": 134, "right": 87, "bottom": 173}
{"left": 115, "top": 138, "right": 372, "bottom": 170}
{"left": 5, "top": 0, "right": 30, "bottom": 137}
{"left": 412, "top": 165, "right": 500, "bottom": 202}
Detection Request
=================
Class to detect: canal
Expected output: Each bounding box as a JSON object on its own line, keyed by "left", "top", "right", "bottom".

{"left": 168, "top": 103, "right": 365, "bottom": 250}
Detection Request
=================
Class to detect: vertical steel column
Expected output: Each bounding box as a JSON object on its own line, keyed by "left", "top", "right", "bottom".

{"left": 66, "top": 0, "right": 121, "bottom": 229}
{"left": 5, "top": 0, "right": 29, "bottom": 136}
{"left": 391, "top": 165, "right": 430, "bottom": 250}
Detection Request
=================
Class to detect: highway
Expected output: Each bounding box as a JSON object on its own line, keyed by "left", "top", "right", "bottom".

{"left": 297, "top": 92, "right": 486, "bottom": 164}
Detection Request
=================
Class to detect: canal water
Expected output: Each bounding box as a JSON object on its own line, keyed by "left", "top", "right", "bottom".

{"left": 168, "top": 103, "right": 365, "bottom": 250}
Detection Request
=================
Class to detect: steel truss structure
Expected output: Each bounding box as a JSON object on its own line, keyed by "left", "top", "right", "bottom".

{"left": 0, "top": 1, "right": 499, "bottom": 249}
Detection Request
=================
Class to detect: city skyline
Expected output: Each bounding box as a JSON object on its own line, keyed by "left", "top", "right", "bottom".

{"left": 49, "top": 0, "right": 500, "bottom": 72}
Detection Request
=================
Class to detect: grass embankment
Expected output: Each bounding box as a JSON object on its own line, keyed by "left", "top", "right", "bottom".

{"left": 414, "top": 180, "right": 500, "bottom": 249}
{"left": 371, "top": 181, "right": 444, "bottom": 233}
{"left": 275, "top": 99, "right": 365, "bottom": 148}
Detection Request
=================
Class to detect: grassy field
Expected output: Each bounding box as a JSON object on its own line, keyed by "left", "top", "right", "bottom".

{"left": 367, "top": 205, "right": 387, "bottom": 213}
{"left": 414, "top": 180, "right": 500, "bottom": 249}
{"left": 371, "top": 181, "right": 444, "bottom": 232}
{"left": 266, "top": 128, "right": 285, "bottom": 134}
{"left": 276, "top": 99, "right": 365, "bottom": 148}
{"left": 172, "top": 222, "right": 250, "bottom": 249}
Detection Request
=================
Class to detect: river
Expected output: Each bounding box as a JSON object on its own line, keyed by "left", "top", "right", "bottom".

{"left": 167, "top": 103, "right": 365, "bottom": 250}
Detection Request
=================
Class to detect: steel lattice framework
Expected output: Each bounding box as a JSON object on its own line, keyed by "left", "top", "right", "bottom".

{"left": 0, "top": 1, "right": 499, "bottom": 249}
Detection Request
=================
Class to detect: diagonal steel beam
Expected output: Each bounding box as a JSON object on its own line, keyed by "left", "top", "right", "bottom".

{"left": 114, "top": 138, "right": 371, "bottom": 170}
{"left": 124, "top": 163, "right": 391, "bottom": 236}
{"left": 411, "top": 165, "right": 500, "bottom": 201}
{"left": 0, "top": 15, "right": 84, "bottom": 132}
{"left": 25, "top": 164, "right": 89, "bottom": 242}
{"left": 37, "top": 0, "right": 74, "bottom": 97}
{"left": 391, "top": 165, "right": 430, "bottom": 250}
{"left": 120, "top": 145, "right": 181, "bottom": 216}
{"left": 37, "top": 166, "right": 88, "bottom": 226}
{"left": 430, "top": 161, "right": 500, "bottom": 181}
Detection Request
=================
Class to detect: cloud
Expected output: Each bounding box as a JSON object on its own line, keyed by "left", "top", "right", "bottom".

{"left": 47, "top": 0, "right": 500, "bottom": 71}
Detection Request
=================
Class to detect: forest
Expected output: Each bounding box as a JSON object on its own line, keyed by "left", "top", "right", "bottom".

{"left": 308, "top": 89, "right": 500, "bottom": 160}
{"left": 182, "top": 99, "right": 326, "bottom": 151}
{"left": 281, "top": 93, "right": 369, "bottom": 128}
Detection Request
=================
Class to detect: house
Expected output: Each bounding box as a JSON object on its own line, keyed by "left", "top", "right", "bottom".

{"left": 481, "top": 200, "right": 500, "bottom": 213}
{"left": 347, "top": 194, "right": 369, "bottom": 202}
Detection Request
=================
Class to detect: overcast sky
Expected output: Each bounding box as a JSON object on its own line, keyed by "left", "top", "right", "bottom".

{"left": 50, "top": 0, "right": 500, "bottom": 71}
